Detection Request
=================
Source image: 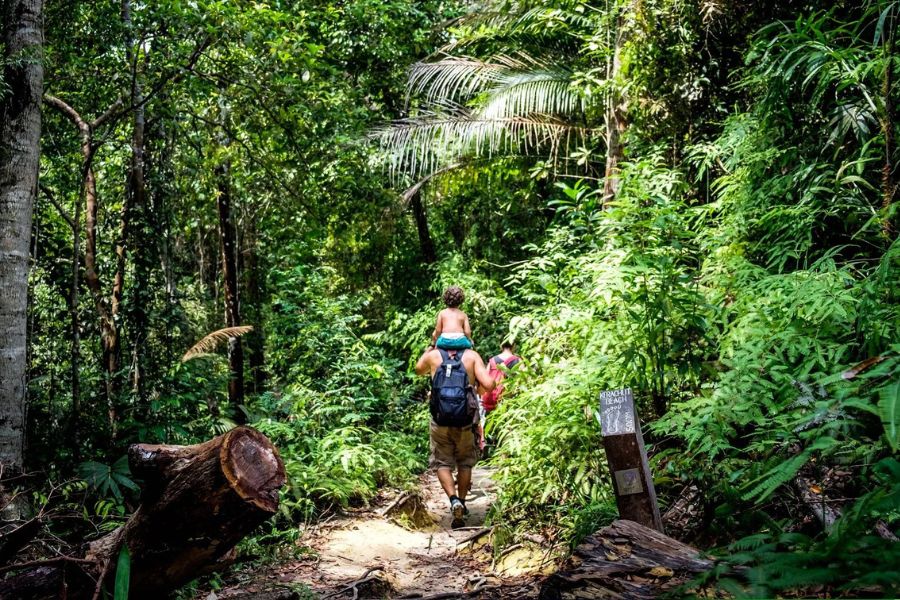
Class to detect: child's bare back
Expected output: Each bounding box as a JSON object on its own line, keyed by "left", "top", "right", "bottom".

{"left": 431, "top": 286, "right": 473, "bottom": 350}
{"left": 437, "top": 307, "right": 469, "bottom": 335}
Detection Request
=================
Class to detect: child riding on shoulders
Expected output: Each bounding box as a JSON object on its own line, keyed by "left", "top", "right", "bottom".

{"left": 430, "top": 286, "right": 473, "bottom": 351}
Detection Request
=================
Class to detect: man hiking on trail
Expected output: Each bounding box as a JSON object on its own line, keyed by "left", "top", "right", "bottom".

{"left": 416, "top": 344, "right": 494, "bottom": 529}
{"left": 430, "top": 286, "right": 474, "bottom": 350}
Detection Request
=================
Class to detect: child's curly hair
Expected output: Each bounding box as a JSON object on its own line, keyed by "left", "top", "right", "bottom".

{"left": 442, "top": 286, "right": 465, "bottom": 308}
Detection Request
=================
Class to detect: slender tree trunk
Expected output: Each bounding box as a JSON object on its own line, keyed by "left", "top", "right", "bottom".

{"left": 0, "top": 0, "right": 43, "bottom": 472}
{"left": 216, "top": 161, "right": 245, "bottom": 418}
{"left": 125, "top": 72, "right": 148, "bottom": 402}
{"left": 44, "top": 95, "right": 125, "bottom": 439}
{"left": 110, "top": 0, "right": 147, "bottom": 426}
{"left": 41, "top": 184, "right": 84, "bottom": 453}
{"left": 409, "top": 192, "right": 436, "bottom": 263}
{"left": 41, "top": 183, "right": 82, "bottom": 454}
{"left": 883, "top": 30, "right": 896, "bottom": 237}
{"left": 243, "top": 221, "right": 267, "bottom": 393}
{"left": 603, "top": 9, "right": 628, "bottom": 204}
{"left": 70, "top": 194, "right": 82, "bottom": 456}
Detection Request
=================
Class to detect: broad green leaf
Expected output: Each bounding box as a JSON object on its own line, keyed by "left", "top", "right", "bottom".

{"left": 114, "top": 546, "right": 131, "bottom": 600}
{"left": 878, "top": 379, "right": 900, "bottom": 450}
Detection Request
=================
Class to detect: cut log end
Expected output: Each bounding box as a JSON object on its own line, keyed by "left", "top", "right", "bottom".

{"left": 221, "top": 426, "right": 286, "bottom": 512}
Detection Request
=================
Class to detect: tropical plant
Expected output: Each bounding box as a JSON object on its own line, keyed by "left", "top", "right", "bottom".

{"left": 373, "top": 2, "right": 604, "bottom": 183}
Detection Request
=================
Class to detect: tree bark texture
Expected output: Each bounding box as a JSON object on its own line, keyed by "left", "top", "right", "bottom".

{"left": 0, "top": 427, "right": 285, "bottom": 599}
{"left": 409, "top": 191, "right": 437, "bottom": 264}
{"left": 88, "top": 426, "right": 284, "bottom": 597}
{"left": 0, "top": 0, "right": 43, "bottom": 472}
{"left": 539, "top": 520, "right": 713, "bottom": 600}
{"left": 217, "top": 161, "right": 245, "bottom": 415}
{"left": 603, "top": 10, "right": 628, "bottom": 205}
{"left": 243, "top": 221, "right": 267, "bottom": 393}
{"left": 882, "top": 29, "right": 896, "bottom": 237}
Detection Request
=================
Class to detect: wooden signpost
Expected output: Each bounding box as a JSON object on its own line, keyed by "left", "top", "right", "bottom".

{"left": 597, "top": 388, "right": 663, "bottom": 532}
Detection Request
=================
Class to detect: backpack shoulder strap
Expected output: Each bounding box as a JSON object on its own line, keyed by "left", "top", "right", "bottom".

{"left": 503, "top": 355, "right": 520, "bottom": 368}
{"left": 438, "top": 348, "right": 450, "bottom": 363}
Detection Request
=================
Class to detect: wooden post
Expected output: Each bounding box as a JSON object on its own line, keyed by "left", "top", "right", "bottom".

{"left": 597, "top": 388, "right": 663, "bottom": 532}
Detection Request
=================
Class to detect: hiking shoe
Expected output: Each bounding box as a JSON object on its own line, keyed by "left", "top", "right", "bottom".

{"left": 450, "top": 498, "right": 466, "bottom": 529}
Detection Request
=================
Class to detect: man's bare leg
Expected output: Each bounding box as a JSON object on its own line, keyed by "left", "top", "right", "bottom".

{"left": 437, "top": 467, "right": 457, "bottom": 498}
{"left": 457, "top": 467, "right": 472, "bottom": 502}
{"left": 437, "top": 466, "right": 473, "bottom": 500}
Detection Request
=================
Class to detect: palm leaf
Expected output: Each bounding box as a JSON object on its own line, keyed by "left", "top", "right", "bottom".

{"left": 181, "top": 326, "right": 254, "bottom": 362}
{"left": 480, "top": 68, "right": 581, "bottom": 119}
{"left": 407, "top": 56, "right": 512, "bottom": 105}
{"left": 407, "top": 54, "right": 540, "bottom": 105}
{"left": 373, "top": 108, "right": 590, "bottom": 181}
{"left": 445, "top": 5, "right": 595, "bottom": 51}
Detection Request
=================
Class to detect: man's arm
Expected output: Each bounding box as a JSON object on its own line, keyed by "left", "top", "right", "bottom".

{"left": 415, "top": 348, "right": 435, "bottom": 376}
{"left": 472, "top": 352, "right": 495, "bottom": 392}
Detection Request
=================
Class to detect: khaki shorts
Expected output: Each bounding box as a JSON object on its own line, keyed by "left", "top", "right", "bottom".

{"left": 429, "top": 421, "right": 480, "bottom": 470}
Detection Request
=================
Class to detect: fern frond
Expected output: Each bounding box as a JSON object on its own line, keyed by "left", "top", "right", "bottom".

{"left": 742, "top": 437, "right": 839, "bottom": 503}
{"left": 182, "top": 326, "right": 254, "bottom": 362}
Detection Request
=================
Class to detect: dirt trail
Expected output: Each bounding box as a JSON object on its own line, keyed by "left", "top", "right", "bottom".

{"left": 212, "top": 468, "right": 548, "bottom": 599}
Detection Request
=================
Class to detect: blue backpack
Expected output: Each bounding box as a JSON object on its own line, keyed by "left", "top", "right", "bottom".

{"left": 431, "top": 349, "right": 476, "bottom": 427}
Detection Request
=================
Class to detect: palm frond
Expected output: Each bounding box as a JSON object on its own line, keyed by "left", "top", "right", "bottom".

{"left": 407, "top": 54, "right": 532, "bottom": 105}
{"left": 182, "top": 326, "right": 254, "bottom": 362}
{"left": 480, "top": 68, "right": 581, "bottom": 119}
{"left": 373, "top": 105, "right": 591, "bottom": 181}
{"left": 446, "top": 5, "right": 596, "bottom": 51}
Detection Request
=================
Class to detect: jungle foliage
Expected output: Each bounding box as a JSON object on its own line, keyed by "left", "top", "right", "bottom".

{"left": 3, "top": 0, "right": 900, "bottom": 597}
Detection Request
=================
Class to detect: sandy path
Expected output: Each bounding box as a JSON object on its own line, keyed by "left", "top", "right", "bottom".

{"left": 210, "top": 467, "right": 544, "bottom": 599}
{"left": 307, "top": 468, "right": 498, "bottom": 597}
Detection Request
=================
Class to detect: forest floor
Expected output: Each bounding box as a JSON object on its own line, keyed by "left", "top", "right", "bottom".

{"left": 205, "top": 468, "right": 551, "bottom": 599}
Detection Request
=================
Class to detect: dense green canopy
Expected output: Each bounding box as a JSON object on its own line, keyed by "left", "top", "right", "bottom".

{"left": 1, "top": 0, "right": 898, "bottom": 597}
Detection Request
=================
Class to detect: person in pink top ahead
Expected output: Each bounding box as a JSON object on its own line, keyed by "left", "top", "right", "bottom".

{"left": 481, "top": 340, "right": 521, "bottom": 413}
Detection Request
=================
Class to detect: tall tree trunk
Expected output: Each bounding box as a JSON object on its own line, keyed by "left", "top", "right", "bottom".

{"left": 42, "top": 185, "right": 83, "bottom": 455}
{"left": 108, "top": 0, "right": 147, "bottom": 430}
{"left": 44, "top": 94, "right": 124, "bottom": 439}
{"left": 883, "top": 26, "right": 896, "bottom": 237}
{"left": 603, "top": 9, "right": 628, "bottom": 204}
{"left": 0, "top": 0, "right": 43, "bottom": 472}
{"left": 70, "top": 192, "right": 82, "bottom": 457}
{"left": 243, "top": 220, "right": 267, "bottom": 393}
{"left": 409, "top": 192, "right": 436, "bottom": 264}
{"left": 125, "top": 63, "right": 149, "bottom": 403}
{"left": 216, "top": 161, "right": 245, "bottom": 418}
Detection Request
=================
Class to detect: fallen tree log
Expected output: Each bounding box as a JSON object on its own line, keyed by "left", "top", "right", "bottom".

{"left": 539, "top": 519, "right": 713, "bottom": 600}
{"left": 0, "top": 426, "right": 286, "bottom": 599}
